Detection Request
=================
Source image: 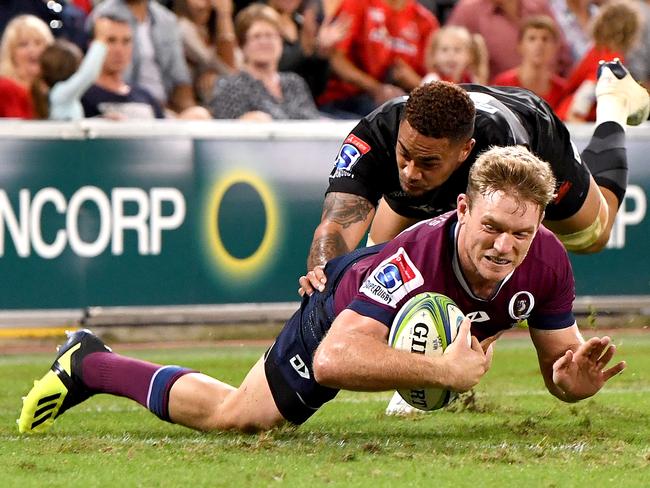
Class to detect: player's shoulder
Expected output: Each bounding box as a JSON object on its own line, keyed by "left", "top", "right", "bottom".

{"left": 395, "top": 212, "right": 456, "bottom": 248}
{"left": 462, "top": 84, "right": 543, "bottom": 110}
{"left": 347, "top": 97, "right": 406, "bottom": 155}
{"left": 363, "top": 97, "right": 408, "bottom": 127}
{"left": 526, "top": 226, "right": 572, "bottom": 271}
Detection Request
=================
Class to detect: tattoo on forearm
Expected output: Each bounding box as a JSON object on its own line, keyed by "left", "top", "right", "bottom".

{"left": 308, "top": 234, "right": 348, "bottom": 269}
{"left": 322, "top": 194, "right": 374, "bottom": 228}
{"left": 307, "top": 194, "right": 375, "bottom": 269}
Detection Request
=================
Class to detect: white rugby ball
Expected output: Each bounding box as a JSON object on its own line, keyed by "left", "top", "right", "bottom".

{"left": 388, "top": 292, "right": 466, "bottom": 411}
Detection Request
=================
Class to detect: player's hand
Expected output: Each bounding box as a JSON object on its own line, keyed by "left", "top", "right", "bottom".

{"left": 298, "top": 265, "right": 327, "bottom": 296}
{"left": 552, "top": 336, "right": 626, "bottom": 402}
{"left": 441, "top": 318, "right": 493, "bottom": 392}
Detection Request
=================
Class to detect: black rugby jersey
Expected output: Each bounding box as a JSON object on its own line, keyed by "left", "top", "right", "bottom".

{"left": 327, "top": 85, "right": 582, "bottom": 219}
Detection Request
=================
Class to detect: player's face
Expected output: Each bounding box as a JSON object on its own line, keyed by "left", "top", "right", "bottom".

{"left": 396, "top": 120, "right": 474, "bottom": 197}
{"left": 456, "top": 191, "right": 542, "bottom": 293}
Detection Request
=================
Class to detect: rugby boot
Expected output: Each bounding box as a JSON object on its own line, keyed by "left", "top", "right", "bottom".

{"left": 385, "top": 390, "right": 422, "bottom": 416}
{"left": 18, "top": 329, "right": 112, "bottom": 434}
{"left": 596, "top": 58, "right": 650, "bottom": 126}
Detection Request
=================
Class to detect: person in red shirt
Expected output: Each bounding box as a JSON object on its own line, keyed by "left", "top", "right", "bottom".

{"left": 556, "top": 0, "right": 642, "bottom": 122}
{"left": 317, "top": 0, "right": 439, "bottom": 118}
{"left": 492, "top": 15, "right": 566, "bottom": 111}
{"left": 0, "top": 15, "right": 53, "bottom": 119}
{"left": 0, "top": 76, "right": 35, "bottom": 118}
{"left": 446, "top": 0, "right": 572, "bottom": 80}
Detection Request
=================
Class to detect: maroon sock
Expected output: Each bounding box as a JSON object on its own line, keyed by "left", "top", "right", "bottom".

{"left": 81, "top": 352, "right": 160, "bottom": 407}
{"left": 81, "top": 352, "right": 193, "bottom": 421}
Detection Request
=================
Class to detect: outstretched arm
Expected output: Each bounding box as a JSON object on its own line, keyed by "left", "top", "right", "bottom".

{"left": 530, "top": 324, "right": 626, "bottom": 402}
{"left": 307, "top": 192, "right": 376, "bottom": 270}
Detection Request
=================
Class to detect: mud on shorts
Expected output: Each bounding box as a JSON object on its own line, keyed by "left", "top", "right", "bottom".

{"left": 264, "top": 246, "right": 384, "bottom": 424}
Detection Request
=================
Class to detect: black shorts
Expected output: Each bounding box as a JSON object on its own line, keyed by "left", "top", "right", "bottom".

{"left": 263, "top": 246, "right": 384, "bottom": 424}
{"left": 263, "top": 295, "right": 339, "bottom": 425}
{"left": 539, "top": 122, "right": 592, "bottom": 222}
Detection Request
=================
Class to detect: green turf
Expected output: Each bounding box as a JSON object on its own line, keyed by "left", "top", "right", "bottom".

{"left": 2, "top": 332, "right": 649, "bottom": 487}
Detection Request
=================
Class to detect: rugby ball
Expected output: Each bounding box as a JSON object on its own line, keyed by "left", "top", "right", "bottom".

{"left": 388, "top": 292, "right": 466, "bottom": 411}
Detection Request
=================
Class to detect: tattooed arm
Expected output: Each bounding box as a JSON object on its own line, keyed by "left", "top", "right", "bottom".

{"left": 307, "top": 192, "right": 376, "bottom": 270}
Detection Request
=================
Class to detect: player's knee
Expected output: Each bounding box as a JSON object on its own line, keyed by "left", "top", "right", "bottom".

{"left": 312, "top": 346, "right": 335, "bottom": 386}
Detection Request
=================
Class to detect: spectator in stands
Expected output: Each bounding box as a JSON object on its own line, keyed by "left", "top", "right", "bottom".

{"left": 422, "top": 26, "right": 489, "bottom": 85}
{"left": 0, "top": 0, "right": 88, "bottom": 51}
{"left": 317, "top": 0, "right": 439, "bottom": 118}
{"left": 447, "top": 0, "right": 572, "bottom": 80}
{"left": 0, "top": 15, "right": 53, "bottom": 119}
{"left": 81, "top": 14, "right": 165, "bottom": 119}
{"left": 555, "top": 0, "right": 641, "bottom": 122}
{"left": 88, "top": 0, "right": 200, "bottom": 114}
{"left": 548, "top": 0, "right": 598, "bottom": 66}
{"left": 492, "top": 15, "right": 567, "bottom": 111}
{"left": 173, "top": 0, "right": 238, "bottom": 105}
{"left": 265, "top": 0, "right": 350, "bottom": 99}
{"left": 209, "top": 4, "right": 320, "bottom": 120}
{"left": 626, "top": 0, "right": 650, "bottom": 90}
{"left": 32, "top": 19, "right": 111, "bottom": 120}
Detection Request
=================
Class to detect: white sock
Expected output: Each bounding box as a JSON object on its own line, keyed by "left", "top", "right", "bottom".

{"left": 596, "top": 93, "right": 628, "bottom": 129}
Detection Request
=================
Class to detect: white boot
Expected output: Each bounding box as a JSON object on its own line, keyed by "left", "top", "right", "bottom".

{"left": 596, "top": 58, "right": 650, "bottom": 126}
{"left": 384, "top": 391, "right": 424, "bottom": 416}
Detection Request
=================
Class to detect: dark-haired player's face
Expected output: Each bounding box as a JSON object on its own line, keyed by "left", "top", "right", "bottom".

{"left": 396, "top": 121, "right": 474, "bottom": 197}
{"left": 457, "top": 191, "right": 541, "bottom": 292}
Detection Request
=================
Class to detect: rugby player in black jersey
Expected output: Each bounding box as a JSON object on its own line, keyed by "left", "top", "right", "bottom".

{"left": 305, "top": 60, "right": 650, "bottom": 278}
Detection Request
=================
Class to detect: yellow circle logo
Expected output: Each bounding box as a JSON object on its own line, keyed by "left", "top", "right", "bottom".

{"left": 205, "top": 170, "right": 279, "bottom": 279}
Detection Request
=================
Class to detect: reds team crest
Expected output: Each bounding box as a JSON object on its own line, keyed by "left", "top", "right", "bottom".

{"left": 360, "top": 247, "right": 424, "bottom": 308}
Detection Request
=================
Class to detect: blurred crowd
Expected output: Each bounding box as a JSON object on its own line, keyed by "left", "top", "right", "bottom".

{"left": 0, "top": 0, "right": 648, "bottom": 122}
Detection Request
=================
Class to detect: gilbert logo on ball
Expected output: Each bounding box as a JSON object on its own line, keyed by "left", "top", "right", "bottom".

{"left": 389, "top": 292, "right": 466, "bottom": 411}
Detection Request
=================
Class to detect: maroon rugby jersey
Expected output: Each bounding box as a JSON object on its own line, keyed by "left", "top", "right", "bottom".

{"left": 333, "top": 211, "right": 575, "bottom": 341}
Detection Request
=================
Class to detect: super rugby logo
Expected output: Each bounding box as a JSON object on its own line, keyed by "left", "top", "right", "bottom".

{"left": 332, "top": 134, "right": 371, "bottom": 178}
{"left": 360, "top": 247, "right": 424, "bottom": 308}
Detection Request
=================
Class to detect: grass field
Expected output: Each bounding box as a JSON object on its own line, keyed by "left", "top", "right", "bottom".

{"left": 2, "top": 330, "right": 650, "bottom": 487}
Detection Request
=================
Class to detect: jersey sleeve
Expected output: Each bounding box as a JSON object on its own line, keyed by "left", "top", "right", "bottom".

{"left": 325, "top": 118, "right": 388, "bottom": 206}
{"left": 346, "top": 240, "right": 428, "bottom": 327}
{"left": 527, "top": 249, "right": 576, "bottom": 330}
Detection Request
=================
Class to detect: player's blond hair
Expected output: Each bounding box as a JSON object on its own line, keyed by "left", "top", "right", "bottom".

{"left": 466, "top": 146, "right": 556, "bottom": 217}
